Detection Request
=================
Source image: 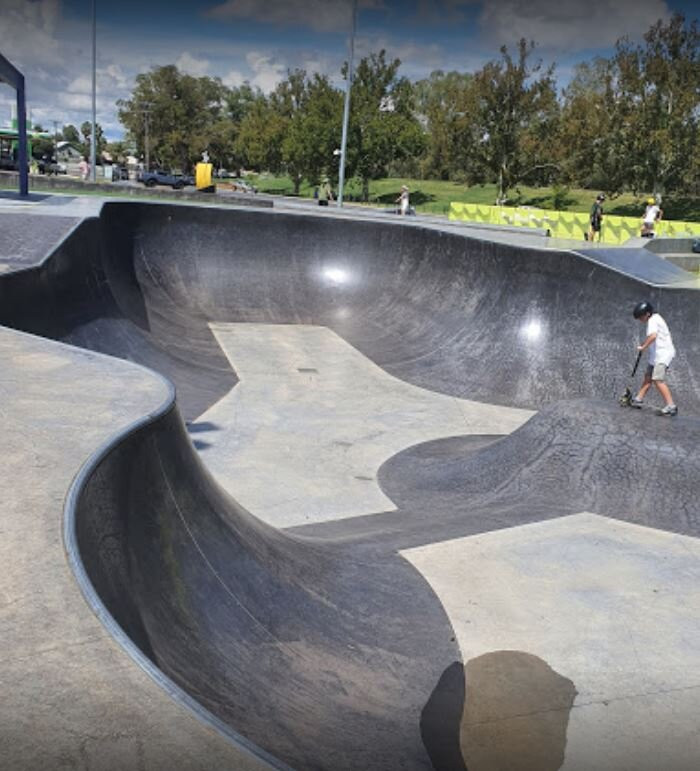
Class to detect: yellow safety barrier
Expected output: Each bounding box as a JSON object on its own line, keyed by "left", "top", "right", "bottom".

{"left": 449, "top": 202, "right": 700, "bottom": 244}
{"left": 195, "top": 162, "right": 213, "bottom": 190}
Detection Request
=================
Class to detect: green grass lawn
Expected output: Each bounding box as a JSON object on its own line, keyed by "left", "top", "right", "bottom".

{"left": 250, "top": 173, "right": 700, "bottom": 222}
{"left": 4, "top": 172, "right": 699, "bottom": 222}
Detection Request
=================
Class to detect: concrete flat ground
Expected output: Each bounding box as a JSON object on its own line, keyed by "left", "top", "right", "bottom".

{"left": 1, "top": 192, "right": 699, "bottom": 770}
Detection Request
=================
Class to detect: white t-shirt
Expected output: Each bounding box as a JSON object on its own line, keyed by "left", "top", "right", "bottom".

{"left": 644, "top": 204, "right": 660, "bottom": 224}
{"left": 647, "top": 313, "right": 675, "bottom": 365}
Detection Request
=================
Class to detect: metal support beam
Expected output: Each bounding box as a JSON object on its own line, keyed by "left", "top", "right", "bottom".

{"left": 0, "top": 51, "right": 29, "bottom": 196}
{"left": 337, "top": 0, "right": 358, "bottom": 208}
{"left": 90, "top": 0, "right": 97, "bottom": 182}
{"left": 16, "top": 75, "right": 28, "bottom": 196}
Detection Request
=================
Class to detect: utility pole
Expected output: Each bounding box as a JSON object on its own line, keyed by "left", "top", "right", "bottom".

{"left": 52, "top": 120, "right": 59, "bottom": 163}
{"left": 90, "top": 0, "right": 97, "bottom": 182}
{"left": 142, "top": 104, "right": 152, "bottom": 171}
{"left": 337, "top": 0, "right": 358, "bottom": 208}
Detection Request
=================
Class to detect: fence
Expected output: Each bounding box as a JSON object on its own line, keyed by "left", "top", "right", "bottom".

{"left": 449, "top": 202, "right": 700, "bottom": 244}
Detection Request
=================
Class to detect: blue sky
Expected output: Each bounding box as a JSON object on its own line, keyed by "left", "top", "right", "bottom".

{"left": 1, "top": 0, "right": 697, "bottom": 140}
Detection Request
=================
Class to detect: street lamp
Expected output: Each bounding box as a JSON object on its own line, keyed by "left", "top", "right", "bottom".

{"left": 142, "top": 103, "right": 152, "bottom": 171}
{"left": 337, "top": 0, "right": 358, "bottom": 208}
{"left": 90, "top": 0, "right": 96, "bottom": 182}
{"left": 52, "top": 119, "right": 59, "bottom": 164}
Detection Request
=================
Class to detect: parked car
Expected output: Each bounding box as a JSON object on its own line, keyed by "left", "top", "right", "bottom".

{"left": 110, "top": 164, "right": 129, "bottom": 181}
{"left": 36, "top": 156, "right": 66, "bottom": 175}
{"left": 137, "top": 169, "right": 194, "bottom": 189}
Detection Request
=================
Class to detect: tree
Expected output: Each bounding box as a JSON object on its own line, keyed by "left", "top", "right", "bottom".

{"left": 413, "top": 70, "right": 473, "bottom": 179}
{"left": 611, "top": 14, "right": 700, "bottom": 196}
{"left": 465, "top": 40, "right": 559, "bottom": 201}
{"left": 234, "top": 94, "right": 287, "bottom": 173}
{"left": 558, "top": 59, "right": 616, "bottom": 190}
{"left": 118, "top": 65, "right": 229, "bottom": 171}
{"left": 105, "top": 139, "right": 131, "bottom": 163}
{"left": 282, "top": 72, "right": 344, "bottom": 193}
{"left": 345, "top": 50, "right": 426, "bottom": 201}
{"left": 80, "top": 121, "right": 107, "bottom": 160}
{"left": 62, "top": 124, "right": 81, "bottom": 144}
{"left": 271, "top": 69, "right": 308, "bottom": 193}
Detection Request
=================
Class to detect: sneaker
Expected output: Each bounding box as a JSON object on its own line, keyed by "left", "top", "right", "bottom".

{"left": 658, "top": 404, "right": 678, "bottom": 417}
{"left": 630, "top": 397, "right": 644, "bottom": 409}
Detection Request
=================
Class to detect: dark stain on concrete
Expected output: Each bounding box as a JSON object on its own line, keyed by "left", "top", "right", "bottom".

{"left": 421, "top": 652, "right": 577, "bottom": 771}
{"left": 462, "top": 651, "right": 577, "bottom": 771}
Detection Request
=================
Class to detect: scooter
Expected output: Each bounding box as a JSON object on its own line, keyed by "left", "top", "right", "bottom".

{"left": 619, "top": 350, "right": 643, "bottom": 407}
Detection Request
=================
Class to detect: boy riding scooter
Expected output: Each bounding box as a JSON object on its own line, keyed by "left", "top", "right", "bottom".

{"left": 629, "top": 301, "right": 678, "bottom": 416}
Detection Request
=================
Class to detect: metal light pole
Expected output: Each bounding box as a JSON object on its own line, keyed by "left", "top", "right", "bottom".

{"left": 142, "top": 104, "right": 152, "bottom": 171}
{"left": 337, "top": 0, "right": 358, "bottom": 208}
{"left": 90, "top": 0, "right": 97, "bottom": 182}
{"left": 53, "top": 120, "right": 58, "bottom": 162}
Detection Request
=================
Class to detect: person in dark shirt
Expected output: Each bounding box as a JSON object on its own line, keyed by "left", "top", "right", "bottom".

{"left": 587, "top": 193, "right": 605, "bottom": 242}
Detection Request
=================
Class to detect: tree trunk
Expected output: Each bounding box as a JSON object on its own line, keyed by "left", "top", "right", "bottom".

{"left": 293, "top": 174, "right": 301, "bottom": 195}
{"left": 362, "top": 176, "right": 369, "bottom": 202}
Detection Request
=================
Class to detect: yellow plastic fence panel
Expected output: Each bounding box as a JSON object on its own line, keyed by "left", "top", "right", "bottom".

{"left": 550, "top": 211, "right": 590, "bottom": 239}
{"left": 600, "top": 215, "right": 638, "bottom": 245}
{"left": 448, "top": 202, "right": 465, "bottom": 220}
{"left": 476, "top": 204, "right": 494, "bottom": 224}
{"left": 657, "top": 219, "right": 700, "bottom": 237}
{"left": 449, "top": 201, "right": 699, "bottom": 243}
{"left": 470, "top": 204, "right": 488, "bottom": 224}
{"left": 195, "top": 162, "right": 213, "bottom": 189}
{"left": 450, "top": 202, "right": 463, "bottom": 219}
{"left": 490, "top": 207, "right": 511, "bottom": 226}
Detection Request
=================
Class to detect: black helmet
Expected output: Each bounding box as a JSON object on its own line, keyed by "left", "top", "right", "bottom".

{"left": 633, "top": 301, "right": 654, "bottom": 318}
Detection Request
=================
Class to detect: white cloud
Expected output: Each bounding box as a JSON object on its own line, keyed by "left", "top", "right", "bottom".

{"left": 478, "top": 0, "right": 672, "bottom": 52}
{"left": 0, "top": 0, "right": 68, "bottom": 71}
{"left": 245, "top": 51, "right": 287, "bottom": 92}
{"left": 175, "top": 52, "right": 211, "bottom": 76}
{"left": 222, "top": 69, "right": 246, "bottom": 87}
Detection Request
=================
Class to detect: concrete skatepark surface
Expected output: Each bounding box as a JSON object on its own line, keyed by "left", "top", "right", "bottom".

{"left": 1, "top": 198, "right": 699, "bottom": 770}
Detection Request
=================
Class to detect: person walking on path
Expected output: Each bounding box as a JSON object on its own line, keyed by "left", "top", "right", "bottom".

{"left": 630, "top": 301, "right": 678, "bottom": 416}
{"left": 396, "top": 185, "right": 410, "bottom": 216}
{"left": 587, "top": 193, "right": 605, "bottom": 242}
{"left": 641, "top": 196, "right": 663, "bottom": 237}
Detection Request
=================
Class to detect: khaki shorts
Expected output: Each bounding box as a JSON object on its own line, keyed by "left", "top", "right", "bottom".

{"left": 646, "top": 362, "right": 668, "bottom": 382}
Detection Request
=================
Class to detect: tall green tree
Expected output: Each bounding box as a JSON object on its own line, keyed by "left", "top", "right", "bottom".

{"left": 558, "top": 59, "right": 614, "bottom": 190}
{"left": 282, "top": 72, "right": 344, "bottom": 192}
{"left": 118, "top": 65, "right": 229, "bottom": 171}
{"left": 234, "top": 93, "right": 287, "bottom": 173}
{"left": 345, "top": 50, "right": 426, "bottom": 200}
{"left": 465, "top": 40, "right": 559, "bottom": 201}
{"left": 80, "top": 121, "right": 107, "bottom": 160}
{"left": 270, "top": 69, "right": 308, "bottom": 193}
{"left": 62, "top": 124, "right": 81, "bottom": 144}
{"left": 611, "top": 13, "right": 700, "bottom": 196}
{"left": 413, "top": 70, "right": 472, "bottom": 180}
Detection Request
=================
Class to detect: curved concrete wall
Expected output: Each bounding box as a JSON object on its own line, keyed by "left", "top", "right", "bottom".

{"left": 2, "top": 201, "right": 699, "bottom": 417}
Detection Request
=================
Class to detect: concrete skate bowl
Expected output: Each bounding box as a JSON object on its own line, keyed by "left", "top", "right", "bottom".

{"left": 2, "top": 201, "right": 700, "bottom": 770}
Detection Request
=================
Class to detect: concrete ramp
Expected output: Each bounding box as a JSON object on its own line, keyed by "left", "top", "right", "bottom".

{"left": 2, "top": 200, "right": 700, "bottom": 770}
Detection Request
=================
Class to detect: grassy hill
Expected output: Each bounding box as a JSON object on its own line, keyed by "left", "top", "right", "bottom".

{"left": 249, "top": 174, "right": 700, "bottom": 222}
